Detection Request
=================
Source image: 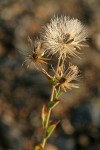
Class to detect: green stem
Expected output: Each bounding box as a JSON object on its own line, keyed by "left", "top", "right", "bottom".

{"left": 41, "top": 86, "right": 55, "bottom": 149}
{"left": 56, "top": 56, "right": 61, "bottom": 73}
{"left": 41, "top": 57, "right": 61, "bottom": 149}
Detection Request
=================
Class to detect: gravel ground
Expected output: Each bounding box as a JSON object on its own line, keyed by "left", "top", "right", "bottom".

{"left": 0, "top": 0, "right": 100, "bottom": 150}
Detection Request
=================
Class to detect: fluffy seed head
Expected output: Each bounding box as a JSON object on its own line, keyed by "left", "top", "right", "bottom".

{"left": 19, "top": 36, "right": 48, "bottom": 69}
{"left": 42, "top": 16, "right": 87, "bottom": 59}
{"left": 55, "top": 64, "right": 79, "bottom": 92}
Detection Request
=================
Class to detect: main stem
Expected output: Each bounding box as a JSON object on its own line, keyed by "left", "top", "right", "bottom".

{"left": 41, "top": 58, "right": 61, "bottom": 149}
{"left": 41, "top": 85, "right": 55, "bottom": 149}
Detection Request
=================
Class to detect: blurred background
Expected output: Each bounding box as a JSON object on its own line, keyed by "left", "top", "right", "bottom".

{"left": 0, "top": 0, "right": 100, "bottom": 150}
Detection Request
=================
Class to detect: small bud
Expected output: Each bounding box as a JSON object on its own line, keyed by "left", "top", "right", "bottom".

{"left": 42, "top": 105, "right": 48, "bottom": 128}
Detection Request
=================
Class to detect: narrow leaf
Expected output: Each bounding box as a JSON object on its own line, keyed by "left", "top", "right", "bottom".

{"left": 50, "top": 79, "right": 56, "bottom": 86}
{"left": 55, "top": 88, "right": 62, "bottom": 99}
{"left": 34, "top": 145, "right": 42, "bottom": 150}
{"left": 48, "top": 99, "right": 60, "bottom": 110}
{"left": 41, "top": 105, "right": 48, "bottom": 128}
{"left": 45, "top": 121, "right": 60, "bottom": 140}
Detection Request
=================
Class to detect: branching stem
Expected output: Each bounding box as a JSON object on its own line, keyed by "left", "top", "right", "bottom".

{"left": 41, "top": 58, "right": 61, "bottom": 149}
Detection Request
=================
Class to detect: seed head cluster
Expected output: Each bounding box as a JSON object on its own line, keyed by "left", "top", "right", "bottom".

{"left": 19, "top": 16, "right": 88, "bottom": 92}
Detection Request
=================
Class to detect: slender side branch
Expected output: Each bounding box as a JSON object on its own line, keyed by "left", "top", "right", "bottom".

{"left": 40, "top": 66, "right": 52, "bottom": 80}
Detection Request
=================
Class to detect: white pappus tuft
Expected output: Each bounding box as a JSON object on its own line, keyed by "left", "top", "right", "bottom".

{"left": 42, "top": 16, "right": 87, "bottom": 59}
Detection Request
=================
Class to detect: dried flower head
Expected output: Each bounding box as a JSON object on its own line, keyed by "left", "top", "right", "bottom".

{"left": 54, "top": 64, "right": 79, "bottom": 92}
{"left": 42, "top": 16, "right": 87, "bottom": 59}
{"left": 19, "top": 36, "right": 48, "bottom": 69}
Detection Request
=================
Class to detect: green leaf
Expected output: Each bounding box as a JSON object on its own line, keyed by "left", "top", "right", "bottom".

{"left": 55, "top": 88, "right": 62, "bottom": 99}
{"left": 34, "top": 145, "right": 42, "bottom": 150}
{"left": 48, "top": 99, "right": 60, "bottom": 110}
{"left": 50, "top": 78, "right": 56, "bottom": 86}
{"left": 41, "top": 105, "right": 48, "bottom": 128}
{"left": 45, "top": 121, "right": 60, "bottom": 140}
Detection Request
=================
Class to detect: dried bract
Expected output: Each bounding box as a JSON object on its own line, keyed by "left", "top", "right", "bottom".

{"left": 42, "top": 16, "right": 87, "bottom": 59}
{"left": 19, "top": 37, "right": 48, "bottom": 69}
